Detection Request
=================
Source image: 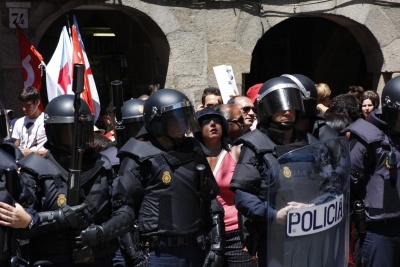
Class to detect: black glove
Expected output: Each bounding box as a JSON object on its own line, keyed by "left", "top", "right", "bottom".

{"left": 127, "top": 251, "right": 148, "bottom": 267}
{"left": 203, "top": 250, "right": 224, "bottom": 267}
{"left": 70, "top": 231, "right": 96, "bottom": 264}
{"left": 60, "top": 203, "right": 91, "bottom": 229}
{"left": 120, "top": 231, "right": 148, "bottom": 267}
{"left": 81, "top": 225, "right": 105, "bottom": 247}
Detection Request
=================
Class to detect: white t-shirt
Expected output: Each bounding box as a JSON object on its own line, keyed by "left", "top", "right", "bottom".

{"left": 12, "top": 113, "right": 47, "bottom": 151}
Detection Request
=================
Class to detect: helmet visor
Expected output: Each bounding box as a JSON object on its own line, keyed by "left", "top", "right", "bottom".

{"left": 161, "top": 106, "right": 200, "bottom": 136}
{"left": 46, "top": 119, "right": 94, "bottom": 151}
{"left": 123, "top": 121, "right": 145, "bottom": 142}
{"left": 262, "top": 87, "right": 304, "bottom": 117}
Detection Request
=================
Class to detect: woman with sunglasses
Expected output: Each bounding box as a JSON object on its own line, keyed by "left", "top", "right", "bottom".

{"left": 195, "top": 107, "right": 257, "bottom": 267}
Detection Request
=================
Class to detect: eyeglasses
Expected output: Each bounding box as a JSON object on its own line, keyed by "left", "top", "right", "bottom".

{"left": 200, "top": 116, "right": 222, "bottom": 126}
{"left": 241, "top": 106, "right": 256, "bottom": 113}
{"left": 227, "top": 116, "right": 244, "bottom": 124}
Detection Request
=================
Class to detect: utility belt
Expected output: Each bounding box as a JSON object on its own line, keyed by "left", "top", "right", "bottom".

{"left": 146, "top": 233, "right": 204, "bottom": 249}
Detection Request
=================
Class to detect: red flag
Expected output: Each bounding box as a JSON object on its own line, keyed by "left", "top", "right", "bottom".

{"left": 16, "top": 23, "right": 45, "bottom": 111}
{"left": 71, "top": 22, "right": 100, "bottom": 121}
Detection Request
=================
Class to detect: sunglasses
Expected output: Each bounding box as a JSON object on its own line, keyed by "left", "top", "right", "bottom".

{"left": 200, "top": 116, "right": 222, "bottom": 126}
{"left": 227, "top": 116, "right": 244, "bottom": 124}
{"left": 241, "top": 106, "right": 256, "bottom": 113}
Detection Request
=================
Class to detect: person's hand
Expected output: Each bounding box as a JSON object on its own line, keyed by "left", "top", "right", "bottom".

{"left": 276, "top": 204, "right": 296, "bottom": 225}
{"left": 126, "top": 250, "right": 148, "bottom": 267}
{"left": 71, "top": 231, "right": 96, "bottom": 264}
{"left": 60, "top": 203, "right": 91, "bottom": 229}
{"left": 287, "top": 201, "right": 311, "bottom": 209}
{"left": 22, "top": 148, "right": 32, "bottom": 156}
{"left": 276, "top": 202, "right": 313, "bottom": 225}
{"left": 81, "top": 225, "right": 105, "bottom": 247}
{"left": 0, "top": 202, "right": 32, "bottom": 228}
{"left": 203, "top": 250, "right": 224, "bottom": 267}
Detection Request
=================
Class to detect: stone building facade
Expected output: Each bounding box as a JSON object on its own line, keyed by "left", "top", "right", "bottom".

{"left": 1, "top": 0, "right": 399, "bottom": 116}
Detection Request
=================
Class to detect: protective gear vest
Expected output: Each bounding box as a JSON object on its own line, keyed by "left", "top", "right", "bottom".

{"left": 230, "top": 129, "right": 316, "bottom": 198}
{"left": 0, "top": 148, "right": 18, "bottom": 263}
{"left": 229, "top": 130, "right": 278, "bottom": 199}
{"left": 0, "top": 148, "right": 17, "bottom": 205}
{"left": 16, "top": 151, "right": 113, "bottom": 265}
{"left": 118, "top": 137, "right": 216, "bottom": 236}
{"left": 344, "top": 118, "right": 400, "bottom": 221}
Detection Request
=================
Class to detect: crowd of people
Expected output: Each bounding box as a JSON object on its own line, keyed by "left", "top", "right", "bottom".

{"left": 0, "top": 73, "right": 399, "bottom": 267}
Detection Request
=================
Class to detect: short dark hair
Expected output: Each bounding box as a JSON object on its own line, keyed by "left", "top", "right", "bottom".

{"left": 18, "top": 86, "right": 40, "bottom": 103}
{"left": 201, "top": 87, "right": 221, "bottom": 105}
{"left": 324, "top": 113, "right": 352, "bottom": 134}
{"left": 329, "top": 94, "right": 361, "bottom": 122}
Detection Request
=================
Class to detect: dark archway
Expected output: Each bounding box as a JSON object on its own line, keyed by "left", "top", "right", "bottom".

{"left": 246, "top": 16, "right": 382, "bottom": 97}
{"left": 38, "top": 6, "right": 169, "bottom": 113}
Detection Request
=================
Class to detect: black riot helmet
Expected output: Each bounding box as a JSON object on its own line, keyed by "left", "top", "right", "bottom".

{"left": 381, "top": 76, "right": 400, "bottom": 128}
{"left": 0, "top": 102, "right": 10, "bottom": 141}
{"left": 256, "top": 76, "right": 304, "bottom": 127}
{"left": 121, "top": 98, "right": 145, "bottom": 142}
{"left": 143, "top": 89, "right": 200, "bottom": 137}
{"left": 44, "top": 94, "right": 94, "bottom": 151}
{"left": 282, "top": 74, "right": 318, "bottom": 118}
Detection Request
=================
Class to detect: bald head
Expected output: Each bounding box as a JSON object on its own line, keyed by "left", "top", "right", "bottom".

{"left": 215, "top": 104, "right": 244, "bottom": 142}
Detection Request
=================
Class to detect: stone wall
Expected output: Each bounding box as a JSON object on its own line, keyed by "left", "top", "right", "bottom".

{"left": 1, "top": 0, "right": 400, "bottom": 114}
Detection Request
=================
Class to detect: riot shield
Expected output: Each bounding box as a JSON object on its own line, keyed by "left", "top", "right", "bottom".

{"left": 266, "top": 137, "right": 350, "bottom": 267}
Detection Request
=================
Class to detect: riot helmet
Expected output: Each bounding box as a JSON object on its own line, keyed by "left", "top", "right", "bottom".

{"left": 282, "top": 74, "right": 318, "bottom": 118}
{"left": 381, "top": 76, "right": 400, "bottom": 128}
{"left": 143, "top": 89, "right": 200, "bottom": 137}
{"left": 0, "top": 102, "right": 10, "bottom": 141}
{"left": 44, "top": 94, "right": 94, "bottom": 151}
{"left": 121, "top": 98, "right": 145, "bottom": 142}
{"left": 256, "top": 76, "right": 304, "bottom": 129}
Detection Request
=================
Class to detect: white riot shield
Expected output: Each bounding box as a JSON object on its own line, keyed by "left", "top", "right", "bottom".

{"left": 266, "top": 137, "right": 350, "bottom": 267}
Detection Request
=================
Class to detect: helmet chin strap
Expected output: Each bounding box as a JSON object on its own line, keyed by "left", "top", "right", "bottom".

{"left": 266, "top": 120, "right": 295, "bottom": 145}
{"left": 160, "top": 134, "right": 186, "bottom": 149}
{"left": 270, "top": 120, "right": 295, "bottom": 131}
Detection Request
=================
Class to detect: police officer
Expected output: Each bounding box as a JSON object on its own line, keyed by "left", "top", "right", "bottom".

{"left": 79, "top": 89, "right": 225, "bottom": 267}
{"left": 282, "top": 74, "right": 338, "bottom": 141}
{"left": 342, "top": 76, "right": 400, "bottom": 267}
{"left": 229, "top": 76, "right": 317, "bottom": 266}
{"left": 111, "top": 98, "right": 148, "bottom": 266}
{"left": 101, "top": 98, "right": 146, "bottom": 170}
{"left": 0, "top": 101, "right": 22, "bottom": 266}
{"left": 0, "top": 95, "right": 117, "bottom": 266}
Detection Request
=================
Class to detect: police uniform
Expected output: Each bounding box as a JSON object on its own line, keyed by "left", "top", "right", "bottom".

{"left": 79, "top": 89, "right": 225, "bottom": 267}
{"left": 113, "top": 134, "right": 221, "bottom": 267}
{"left": 0, "top": 144, "right": 20, "bottom": 266}
{"left": 10, "top": 93, "right": 117, "bottom": 267}
{"left": 15, "top": 148, "right": 116, "bottom": 266}
{"left": 343, "top": 111, "right": 400, "bottom": 267}
{"left": 229, "top": 126, "right": 316, "bottom": 266}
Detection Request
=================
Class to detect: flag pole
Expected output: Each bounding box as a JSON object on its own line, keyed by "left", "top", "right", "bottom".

{"left": 66, "top": 14, "right": 72, "bottom": 38}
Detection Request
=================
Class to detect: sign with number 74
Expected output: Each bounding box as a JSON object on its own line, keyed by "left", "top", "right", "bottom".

{"left": 9, "top": 8, "right": 29, "bottom": 28}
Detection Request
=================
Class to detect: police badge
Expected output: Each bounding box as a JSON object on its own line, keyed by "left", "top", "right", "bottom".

{"left": 283, "top": 166, "right": 292, "bottom": 179}
{"left": 162, "top": 171, "right": 172, "bottom": 185}
{"left": 57, "top": 193, "right": 67, "bottom": 207}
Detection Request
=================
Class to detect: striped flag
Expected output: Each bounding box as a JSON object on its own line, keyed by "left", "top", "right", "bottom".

{"left": 71, "top": 15, "right": 100, "bottom": 121}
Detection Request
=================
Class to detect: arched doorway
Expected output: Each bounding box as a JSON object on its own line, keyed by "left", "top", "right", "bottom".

{"left": 247, "top": 16, "right": 383, "bottom": 97}
{"left": 38, "top": 6, "right": 169, "bottom": 113}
